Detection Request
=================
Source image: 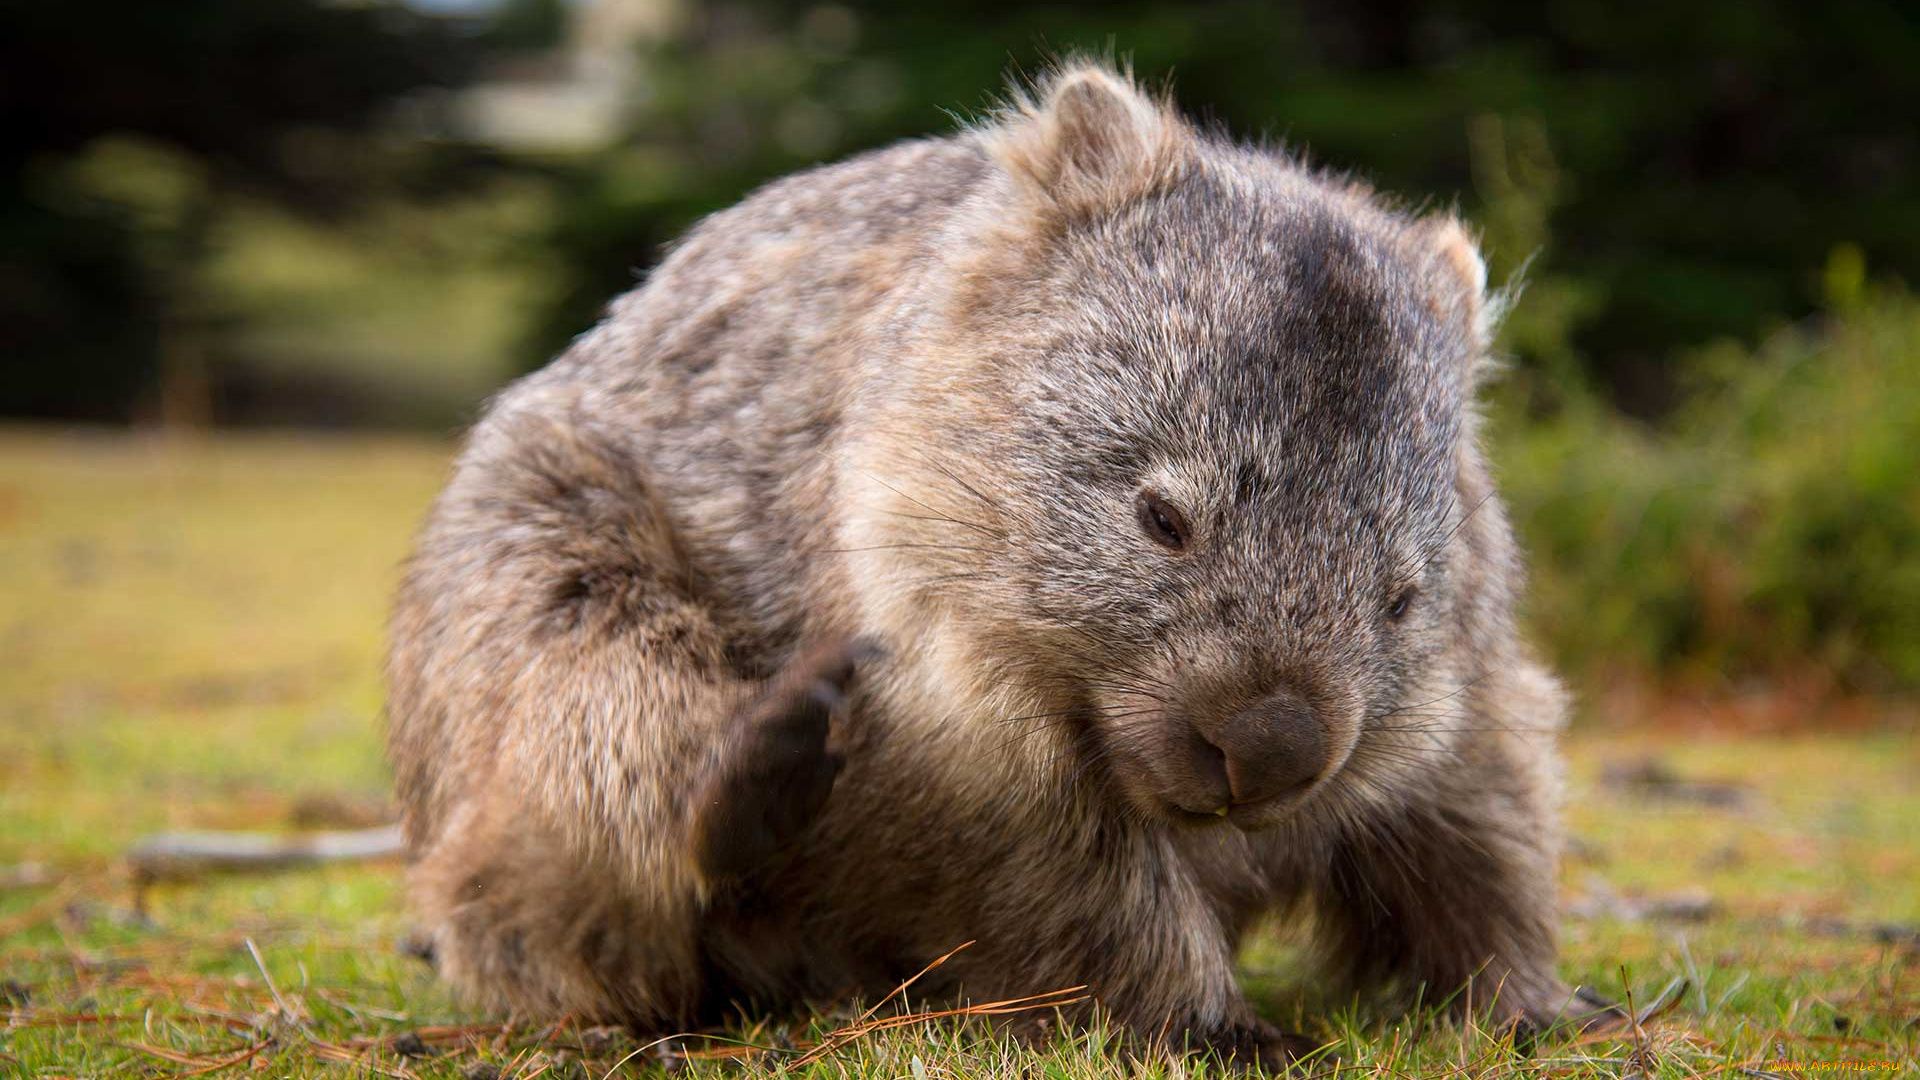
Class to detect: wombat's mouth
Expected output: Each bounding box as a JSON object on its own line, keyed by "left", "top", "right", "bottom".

{"left": 1160, "top": 782, "right": 1326, "bottom": 832}
{"left": 1166, "top": 804, "right": 1233, "bottom": 827}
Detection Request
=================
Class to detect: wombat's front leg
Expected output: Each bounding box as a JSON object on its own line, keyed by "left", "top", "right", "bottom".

{"left": 693, "top": 639, "right": 878, "bottom": 880}
{"left": 1311, "top": 742, "right": 1624, "bottom": 1036}
{"left": 1005, "top": 870, "right": 1332, "bottom": 1074}
{"left": 1058, "top": 972, "right": 1330, "bottom": 1076}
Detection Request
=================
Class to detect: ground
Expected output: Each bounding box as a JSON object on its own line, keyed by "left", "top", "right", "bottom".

{"left": 1, "top": 430, "right": 1914, "bottom": 1078}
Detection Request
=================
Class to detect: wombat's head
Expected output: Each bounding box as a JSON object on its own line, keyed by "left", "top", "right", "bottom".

{"left": 850, "top": 63, "right": 1524, "bottom": 831}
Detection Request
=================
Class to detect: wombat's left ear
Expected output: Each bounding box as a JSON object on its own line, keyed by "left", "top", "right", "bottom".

{"left": 982, "top": 61, "right": 1193, "bottom": 220}
{"left": 1417, "top": 216, "right": 1500, "bottom": 369}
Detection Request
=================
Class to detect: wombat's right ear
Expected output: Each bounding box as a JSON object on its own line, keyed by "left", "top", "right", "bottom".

{"left": 1416, "top": 215, "right": 1503, "bottom": 379}
{"left": 981, "top": 62, "right": 1193, "bottom": 220}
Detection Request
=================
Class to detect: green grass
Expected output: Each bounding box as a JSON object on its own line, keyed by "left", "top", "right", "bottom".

{"left": 1, "top": 430, "right": 1915, "bottom": 1078}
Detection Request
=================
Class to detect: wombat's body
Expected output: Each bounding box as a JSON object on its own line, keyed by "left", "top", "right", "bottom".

{"left": 387, "top": 64, "right": 1612, "bottom": 1067}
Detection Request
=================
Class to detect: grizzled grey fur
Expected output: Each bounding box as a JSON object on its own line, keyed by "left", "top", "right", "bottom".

{"left": 387, "top": 62, "right": 1619, "bottom": 1069}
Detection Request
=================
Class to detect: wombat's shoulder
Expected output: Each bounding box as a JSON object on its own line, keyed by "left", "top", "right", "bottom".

{"left": 535, "top": 135, "right": 993, "bottom": 406}
{"left": 680, "top": 136, "right": 996, "bottom": 259}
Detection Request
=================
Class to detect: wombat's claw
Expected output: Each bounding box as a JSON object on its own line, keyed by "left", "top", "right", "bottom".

{"left": 1209, "top": 1021, "right": 1338, "bottom": 1077}
{"left": 1264, "top": 1033, "right": 1340, "bottom": 1077}
{"left": 1571, "top": 986, "right": 1634, "bottom": 1032}
{"left": 694, "top": 638, "right": 879, "bottom": 880}
{"left": 1516, "top": 984, "right": 1633, "bottom": 1044}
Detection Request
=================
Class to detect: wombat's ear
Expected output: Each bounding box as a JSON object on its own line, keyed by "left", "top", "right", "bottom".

{"left": 1417, "top": 215, "right": 1501, "bottom": 375}
{"left": 982, "top": 61, "right": 1192, "bottom": 220}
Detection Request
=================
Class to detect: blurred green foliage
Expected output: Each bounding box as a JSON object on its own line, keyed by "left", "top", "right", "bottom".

{"left": 1497, "top": 285, "right": 1920, "bottom": 694}
{"left": 0, "top": 0, "right": 479, "bottom": 421}
{"left": 530, "top": 0, "right": 1919, "bottom": 417}
{"left": 481, "top": 0, "right": 569, "bottom": 50}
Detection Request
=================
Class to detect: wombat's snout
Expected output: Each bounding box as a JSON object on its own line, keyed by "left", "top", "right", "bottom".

{"left": 1174, "top": 685, "right": 1331, "bottom": 827}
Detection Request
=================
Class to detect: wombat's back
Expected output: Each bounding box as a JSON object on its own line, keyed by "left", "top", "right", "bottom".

{"left": 494, "top": 137, "right": 994, "bottom": 654}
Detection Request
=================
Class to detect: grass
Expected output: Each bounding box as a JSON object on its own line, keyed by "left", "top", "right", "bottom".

{"left": 1, "top": 429, "right": 1915, "bottom": 1078}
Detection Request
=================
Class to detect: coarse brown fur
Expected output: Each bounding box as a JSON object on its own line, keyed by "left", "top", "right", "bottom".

{"left": 386, "top": 61, "right": 1619, "bottom": 1070}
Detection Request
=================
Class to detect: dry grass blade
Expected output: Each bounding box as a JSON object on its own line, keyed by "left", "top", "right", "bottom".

{"left": 309, "top": 986, "right": 411, "bottom": 1022}
{"left": 120, "top": 1036, "right": 276, "bottom": 1079}
{"left": 178, "top": 1000, "right": 267, "bottom": 1034}
{"left": 793, "top": 982, "right": 1090, "bottom": 1068}
{"left": 119, "top": 1039, "right": 212, "bottom": 1066}
{"left": 789, "top": 941, "right": 975, "bottom": 1068}
{"left": 719, "top": 939, "right": 960, "bottom": 1069}
{"left": 4, "top": 1011, "right": 142, "bottom": 1028}
{"left": 675, "top": 1043, "right": 759, "bottom": 1061}
{"left": 597, "top": 1030, "right": 724, "bottom": 1077}
{"left": 856, "top": 993, "right": 1093, "bottom": 1034}
{"left": 243, "top": 937, "right": 302, "bottom": 1028}
{"left": 308, "top": 1036, "right": 421, "bottom": 1079}
{"left": 327, "top": 1022, "right": 511, "bottom": 1050}
{"left": 860, "top": 985, "right": 1091, "bottom": 1030}
{"left": 854, "top": 939, "right": 975, "bottom": 1028}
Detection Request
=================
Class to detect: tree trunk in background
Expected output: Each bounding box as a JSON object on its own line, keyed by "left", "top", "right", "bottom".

{"left": 155, "top": 192, "right": 215, "bottom": 430}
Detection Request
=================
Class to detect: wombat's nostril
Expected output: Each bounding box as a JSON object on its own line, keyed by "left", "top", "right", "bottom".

{"left": 1169, "top": 723, "right": 1232, "bottom": 815}
{"left": 1215, "top": 686, "right": 1330, "bottom": 806}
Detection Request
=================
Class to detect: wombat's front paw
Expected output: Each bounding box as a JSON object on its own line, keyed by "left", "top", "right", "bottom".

{"left": 1206, "top": 1019, "right": 1338, "bottom": 1077}
{"left": 693, "top": 638, "right": 882, "bottom": 881}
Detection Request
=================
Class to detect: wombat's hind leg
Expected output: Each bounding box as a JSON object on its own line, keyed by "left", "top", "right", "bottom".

{"left": 389, "top": 400, "right": 879, "bottom": 1023}
{"left": 694, "top": 638, "right": 881, "bottom": 882}
{"left": 385, "top": 404, "right": 753, "bottom": 1022}
{"left": 408, "top": 796, "right": 694, "bottom": 1025}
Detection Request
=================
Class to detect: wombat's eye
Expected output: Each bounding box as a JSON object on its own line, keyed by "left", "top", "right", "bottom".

{"left": 1136, "top": 491, "right": 1190, "bottom": 552}
{"left": 1386, "top": 587, "right": 1417, "bottom": 620}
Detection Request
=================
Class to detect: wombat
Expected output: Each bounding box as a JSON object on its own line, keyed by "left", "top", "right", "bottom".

{"left": 387, "top": 62, "right": 1619, "bottom": 1069}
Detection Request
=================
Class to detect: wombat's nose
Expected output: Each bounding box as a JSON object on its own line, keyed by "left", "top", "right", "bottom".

{"left": 1213, "top": 686, "right": 1329, "bottom": 806}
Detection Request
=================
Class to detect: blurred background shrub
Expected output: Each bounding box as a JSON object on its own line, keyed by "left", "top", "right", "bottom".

{"left": 1, "top": 0, "right": 1914, "bottom": 710}
{"left": 1499, "top": 282, "right": 1920, "bottom": 699}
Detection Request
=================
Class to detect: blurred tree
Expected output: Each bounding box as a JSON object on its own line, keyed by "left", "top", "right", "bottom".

{"left": 483, "top": 0, "right": 571, "bottom": 50}
{"left": 524, "top": 0, "right": 1919, "bottom": 419}
{"left": 0, "top": 0, "right": 479, "bottom": 422}
{"left": 0, "top": 184, "right": 161, "bottom": 422}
